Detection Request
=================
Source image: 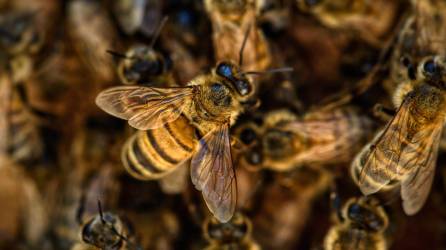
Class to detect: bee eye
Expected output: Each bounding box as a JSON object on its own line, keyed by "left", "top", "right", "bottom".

{"left": 211, "top": 83, "right": 224, "bottom": 92}
{"left": 347, "top": 204, "right": 361, "bottom": 219}
{"left": 423, "top": 60, "right": 436, "bottom": 75}
{"left": 235, "top": 80, "right": 251, "bottom": 96}
{"left": 217, "top": 63, "right": 233, "bottom": 78}
{"left": 240, "top": 128, "right": 257, "bottom": 144}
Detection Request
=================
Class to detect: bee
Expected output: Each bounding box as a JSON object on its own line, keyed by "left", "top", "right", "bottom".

{"left": 0, "top": 71, "right": 43, "bottom": 163}
{"left": 204, "top": 0, "right": 272, "bottom": 72}
{"left": 68, "top": 0, "right": 119, "bottom": 83}
{"left": 324, "top": 196, "right": 388, "bottom": 250}
{"left": 0, "top": 10, "right": 43, "bottom": 82}
{"left": 252, "top": 166, "right": 332, "bottom": 249}
{"left": 386, "top": 0, "right": 446, "bottom": 96}
{"left": 72, "top": 201, "right": 140, "bottom": 250}
{"left": 96, "top": 57, "right": 264, "bottom": 222}
{"left": 236, "top": 107, "right": 373, "bottom": 172}
{"left": 295, "top": 0, "right": 400, "bottom": 47}
{"left": 203, "top": 212, "right": 260, "bottom": 250}
{"left": 0, "top": 10, "right": 42, "bottom": 56}
{"left": 351, "top": 56, "right": 446, "bottom": 215}
{"left": 108, "top": 17, "right": 175, "bottom": 87}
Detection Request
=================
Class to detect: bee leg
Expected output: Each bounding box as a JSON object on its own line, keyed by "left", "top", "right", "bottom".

{"left": 372, "top": 103, "right": 395, "bottom": 122}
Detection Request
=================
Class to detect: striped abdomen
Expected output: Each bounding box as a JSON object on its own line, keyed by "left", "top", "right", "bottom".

{"left": 122, "top": 115, "right": 195, "bottom": 180}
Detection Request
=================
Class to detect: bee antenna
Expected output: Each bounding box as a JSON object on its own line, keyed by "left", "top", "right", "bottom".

{"left": 97, "top": 199, "right": 106, "bottom": 224}
{"left": 239, "top": 25, "right": 252, "bottom": 67}
{"left": 149, "top": 16, "right": 169, "bottom": 49}
{"left": 106, "top": 50, "right": 128, "bottom": 59}
{"left": 243, "top": 67, "right": 294, "bottom": 75}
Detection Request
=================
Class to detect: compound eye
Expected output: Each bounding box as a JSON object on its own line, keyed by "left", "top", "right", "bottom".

{"left": 423, "top": 59, "right": 436, "bottom": 75}
{"left": 347, "top": 203, "right": 361, "bottom": 219}
{"left": 211, "top": 82, "right": 224, "bottom": 93}
{"left": 235, "top": 80, "right": 251, "bottom": 96}
{"left": 216, "top": 63, "right": 233, "bottom": 78}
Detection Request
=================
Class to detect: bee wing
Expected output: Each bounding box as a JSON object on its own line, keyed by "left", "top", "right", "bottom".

{"left": 358, "top": 97, "right": 442, "bottom": 195}
{"left": 190, "top": 123, "right": 236, "bottom": 223}
{"left": 400, "top": 125, "right": 442, "bottom": 215}
{"left": 95, "top": 86, "right": 194, "bottom": 130}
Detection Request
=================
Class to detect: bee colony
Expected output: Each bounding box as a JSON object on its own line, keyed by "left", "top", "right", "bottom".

{"left": 2, "top": 0, "right": 446, "bottom": 249}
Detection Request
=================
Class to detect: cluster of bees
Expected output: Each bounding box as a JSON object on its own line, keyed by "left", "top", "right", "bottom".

{"left": 2, "top": 0, "right": 446, "bottom": 249}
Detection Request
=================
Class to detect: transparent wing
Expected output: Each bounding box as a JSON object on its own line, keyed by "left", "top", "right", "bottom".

{"left": 190, "top": 123, "right": 236, "bottom": 223}
{"left": 400, "top": 125, "right": 442, "bottom": 215}
{"left": 95, "top": 86, "right": 193, "bottom": 130}
{"left": 358, "top": 97, "right": 442, "bottom": 195}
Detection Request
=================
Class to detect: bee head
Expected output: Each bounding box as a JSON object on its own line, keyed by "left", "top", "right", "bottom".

{"left": 216, "top": 61, "right": 253, "bottom": 97}
{"left": 81, "top": 212, "right": 124, "bottom": 249}
{"left": 120, "top": 45, "right": 168, "bottom": 85}
{"left": 418, "top": 56, "right": 446, "bottom": 89}
{"left": 343, "top": 198, "right": 388, "bottom": 232}
{"left": 204, "top": 213, "right": 250, "bottom": 244}
{"left": 263, "top": 129, "right": 296, "bottom": 159}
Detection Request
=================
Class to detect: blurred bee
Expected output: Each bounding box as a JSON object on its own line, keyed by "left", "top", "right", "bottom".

{"left": 296, "top": 0, "right": 400, "bottom": 47}
{"left": 108, "top": 17, "right": 175, "bottom": 87}
{"left": 0, "top": 10, "right": 43, "bottom": 82}
{"left": 203, "top": 212, "right": 260, "bottom": 250}
{"left": 351, "top": 56, "right": 446, "bottom": 215}
{"left": 324, "top": 196, "right": 388, "bottom": 250}
{"left": 72, "top": 201, "right": 140, "bottom": 250}
{"left": 0, "top": 10, "right": 41, "bottom": 55}
{"left": 386, "top": 0, "right": 446, "bottom": 95}
{"left": 68, "top": 0, "right": 119, "bottom": 83}
{"left": 204, "top": 0, "right": 272, "bottom": 72}
{"left": 236, "top": 107, "right": 373, "bottom": 172}
{"left": 0, "top": 72, "right": 43, "bottom": 163}
{"left": 253, "top": 166, "right": 332, "bottom": 249}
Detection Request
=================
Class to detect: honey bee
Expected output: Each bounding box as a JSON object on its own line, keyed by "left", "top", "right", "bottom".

{"left": 204, "top": 0, "right": 272, "bottom": 72}
{"left": 112, "top": 44, "right": 174, "bottom": 87}
{"left": 0, "top": 10, "right": 43, "bottom": 82}
{"left": 203, "top": 212, "right": 260, "bottom": 250}
{"left": 96, "top": 60, "right": 261, "bottom": 222}
{"left": 236, "top": 107, "right": 373, "bottom": 172}
{"left": 324, "top": 196, "right": 388, "bottom": 250}
{"left": 72, "top": 201, "right": 140, "bottom": 250}
{"left": 386, "top": 0, "right": 446, "bottom": 95}
{"left": 0, "top": 71, "right": 43, "bottom": 163}
{"left": 0, "top": 10, "right": 42, "bottom": 56}
{"left": 351, "top": 56, "right": 446, "bottom": 215}
{"left": 68, "top": 0, "right": 119, "bottom": 83}
{"left": 109, "top": 18, "right": 175, "bottom": 87}
{"left": 295, "top": 0, "right": 401, "bottom": 47}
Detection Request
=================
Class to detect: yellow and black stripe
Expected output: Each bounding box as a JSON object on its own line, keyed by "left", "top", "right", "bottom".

{"left": 122, "top": 115, "right": 195, "bottom": 180}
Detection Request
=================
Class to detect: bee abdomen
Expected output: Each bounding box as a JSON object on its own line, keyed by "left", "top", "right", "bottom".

{"left": 122, "top": 117, "right": 195, "bottom": 180}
